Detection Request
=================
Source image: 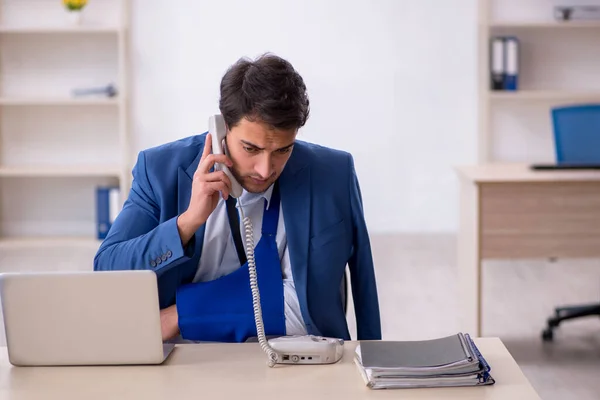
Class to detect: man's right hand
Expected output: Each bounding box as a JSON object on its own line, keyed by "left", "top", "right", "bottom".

{"left": 177, "top": 133, "right": 233, "bottom": 247}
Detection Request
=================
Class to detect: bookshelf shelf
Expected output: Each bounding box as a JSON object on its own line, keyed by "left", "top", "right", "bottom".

{"left": 0, "top": 237, "right": 102, "bottom": 250}
{"left": 0, "top": 165, "right": 122, "bottom": 178}
{"left": 0, "top": 26, "right": 123, "bottom": 34}
{"left": 0, "top": 97, "right": 121, "bottom": 106}
{"left": 490, "top": 21, "right": 600, "bottom": 29}
{"left": 489, "top": 90, "right": 600, "bottom": 101}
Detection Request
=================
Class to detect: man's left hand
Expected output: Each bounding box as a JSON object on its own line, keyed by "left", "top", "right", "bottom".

{"left": 160, "top": 304, "right": 179, "bottom": 341}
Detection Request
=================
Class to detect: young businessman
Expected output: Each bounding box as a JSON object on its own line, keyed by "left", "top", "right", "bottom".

{"left": 94, "top": 53, "right": 381, "bottom": 343}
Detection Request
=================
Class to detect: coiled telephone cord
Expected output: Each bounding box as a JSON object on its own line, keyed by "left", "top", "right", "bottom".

{"left": 238, "top": 201, "right": 280, "bottom": 367}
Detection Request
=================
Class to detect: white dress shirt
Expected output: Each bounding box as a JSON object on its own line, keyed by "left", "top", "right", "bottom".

{"left": 192, "top": 184, "right": 307, "bottom": 336}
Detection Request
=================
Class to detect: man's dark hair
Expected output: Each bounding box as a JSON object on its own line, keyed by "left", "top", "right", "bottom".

{"left": 219, "top": 53, "right": 310, "bottom": 131}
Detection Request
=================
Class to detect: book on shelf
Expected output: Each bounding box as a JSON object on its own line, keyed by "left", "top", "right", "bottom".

{"left": 96, "top": 186, "right": 121, "bottom": 240}
{"left": 354, "top": 332, "right": 495, "bottom": 390}
{"left": 490, "top": 36, "right": 519, "bottom": 91}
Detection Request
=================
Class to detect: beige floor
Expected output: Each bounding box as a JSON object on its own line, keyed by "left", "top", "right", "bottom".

{"left": 345, "top": 234, "right": 600, "bottom": 400}
{"left": 1, "top": 233, "right": 599, "bottom": 399}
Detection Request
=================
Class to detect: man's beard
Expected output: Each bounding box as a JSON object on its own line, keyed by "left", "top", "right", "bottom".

{"left": 230, "top": 166, "right": 275, "bottom": 194}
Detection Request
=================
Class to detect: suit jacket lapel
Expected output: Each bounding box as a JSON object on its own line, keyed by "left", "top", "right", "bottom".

{"left": 279, "top": 145, "right": 315, "bottom": 333}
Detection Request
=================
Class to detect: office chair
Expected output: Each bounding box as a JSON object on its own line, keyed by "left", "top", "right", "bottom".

{"left": 541, "top": 104, "right": 600, "bottom": 342}
{"left": 341, "top": 269, "right": 349, "bottom": 315}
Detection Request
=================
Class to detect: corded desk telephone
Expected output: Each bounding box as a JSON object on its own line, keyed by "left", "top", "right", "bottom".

{"left": 208, "top": 114, "right": 344, "bottom": 367}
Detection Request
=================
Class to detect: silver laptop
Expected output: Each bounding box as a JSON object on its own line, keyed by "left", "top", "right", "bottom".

{"left": 0, "top": 270, "right": 175, "bottom": 366}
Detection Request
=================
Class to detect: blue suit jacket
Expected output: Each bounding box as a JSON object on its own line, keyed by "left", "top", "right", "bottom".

{"left": 94, "top": 133, "right": 382, "bottom": 341}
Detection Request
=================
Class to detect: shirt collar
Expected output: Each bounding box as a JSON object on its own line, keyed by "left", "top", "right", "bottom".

{"left": 237, "top": 183, "right": 274, "bottom": 210}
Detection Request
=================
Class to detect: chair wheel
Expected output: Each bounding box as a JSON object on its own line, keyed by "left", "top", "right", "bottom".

{"left": 542, "top": 328, "right": 554, "bottom": 342}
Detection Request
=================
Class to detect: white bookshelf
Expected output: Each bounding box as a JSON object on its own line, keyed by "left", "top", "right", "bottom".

{"left": 0, "top": 0, "right": 130, "bottom": 255}
{"left": 478, "top": 0, "right": 600, "bottom": 163}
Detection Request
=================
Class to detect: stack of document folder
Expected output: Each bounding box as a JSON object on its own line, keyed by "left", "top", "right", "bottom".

{"left": 354, "top": 333, "right": 495, "bottom": 389}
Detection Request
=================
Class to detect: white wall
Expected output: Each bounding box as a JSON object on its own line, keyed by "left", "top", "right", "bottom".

{"left": 130, "top": 0, "right": 479, "bottom": 234}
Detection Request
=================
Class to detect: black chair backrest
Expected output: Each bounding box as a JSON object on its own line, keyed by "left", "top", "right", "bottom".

{"left": 341, "top": 269, "right": 348, "bottom": 315}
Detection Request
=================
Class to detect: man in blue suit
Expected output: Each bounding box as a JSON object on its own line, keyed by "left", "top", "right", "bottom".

{"left": 94, "top": 53, "right": 381, "bottom": 343}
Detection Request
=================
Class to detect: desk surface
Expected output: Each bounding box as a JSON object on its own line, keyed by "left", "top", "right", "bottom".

{"left": 0, "top": 338, "right": 540, "bottom": 400}
{"left": 455, "top": 162, "right": 600, "bottom": 183}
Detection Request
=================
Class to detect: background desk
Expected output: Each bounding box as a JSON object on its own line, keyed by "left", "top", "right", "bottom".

{"left": 456, "top": 163, "right": 600, "bottom": 336}
{"left": 0, "top": 338, "right": 539, "bottom": 399}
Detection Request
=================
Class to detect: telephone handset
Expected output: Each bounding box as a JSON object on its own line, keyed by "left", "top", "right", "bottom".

{"left": 207, "top": 115, "right": 344, "bottom": 367}
{"left": 208, "top": 115, "right": 244, "bottom": 199}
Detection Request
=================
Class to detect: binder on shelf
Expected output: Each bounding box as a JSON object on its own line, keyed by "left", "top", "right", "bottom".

{"left": 96, "top": 186, "right": 122, "bottom": 240}
{"left": 490, "top": 36, "right": 520, "bottom": 92}
{"left": 490, "top": 37, "right": 505, "bottom": 91}
{"left": 503, "top": 36, "right": 519, "bottom": 91}
{"left": 354, "top": 332, "right": 495, "bottom": 390}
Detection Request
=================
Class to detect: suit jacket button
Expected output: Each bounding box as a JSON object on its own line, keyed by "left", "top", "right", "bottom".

{"left": 161, "top": 254, "right": 167, "bottom": 261}
{"left": 150, "top": 260, "right": 157, "bottom": 267}
{"left": 166, "top": 250, "right": 172, "bottom": 258}
{"left": 156, "top": 257, "right": 162, "bottom": 265}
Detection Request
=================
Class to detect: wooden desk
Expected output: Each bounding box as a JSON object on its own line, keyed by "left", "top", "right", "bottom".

{"left": 0, "top": 339, "right": 539, "bottom": 399}
{"left": 456, "top": 163, "right": 600, "bottom": 336}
